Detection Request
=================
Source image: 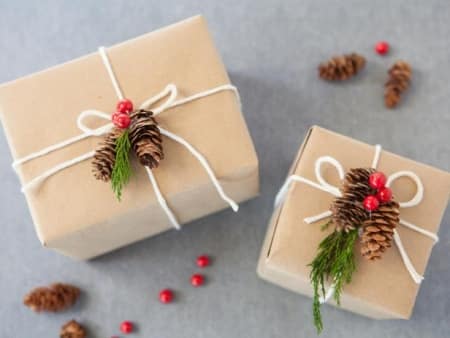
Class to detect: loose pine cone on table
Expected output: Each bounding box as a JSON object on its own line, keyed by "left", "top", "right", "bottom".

{"left": 60, "top": 320, "right": 87, "bottom": 338}
{"left": 360, "top": 201, "right": 400, "bottom": 260}
{"left": 331, "top": 168, "right": 376, "bottom": 232}
{"left": 92, "top": 128, "right": 122, "bottom": 181}
{"left": 385, "top": 60, "right": 412, "bottom": 108}
{"left": 318, "top": 53, "right": 366, "bottom": 81}
{"left": 129, "top": 109, "right": 164, "bottom": 168}
{"left": 23, "top": 283, "right": 80, "bottom": 313}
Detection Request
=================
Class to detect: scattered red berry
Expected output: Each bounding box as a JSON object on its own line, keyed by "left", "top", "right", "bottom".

{"left": 113, "top": 112, "right": 131, "bottom": 129}
{"left": 369, "top": 172, "right": 387, "bottom": 189}
{"left": 159, "top": 289, "right": 174, "bottom": 303}
{"left": 375, "top": 41, "right": 389, "bottom": 55}
{"left": 377, "top": 187, "right": 392, "bottom": 202}
{"left": 117, "top": 99, "right": 133, "bottom": 113}
{"left": 120, "top": 321, "right": 133, "bottom": 334}
{"left": 196, "top": 255, "right": 210, "bottom": 268}
{"left": 191, "top": 274, "right": 205, "bottom": 287}
{"left": 363, "top": 195, "right": 380, "bottom": 211}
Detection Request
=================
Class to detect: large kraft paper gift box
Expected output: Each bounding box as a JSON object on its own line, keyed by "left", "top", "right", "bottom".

{"left": 257, "top": 126, "right": 450, "bottom": 319}
{"left": 0, "top": 16, "right": 259, "bottom": 260}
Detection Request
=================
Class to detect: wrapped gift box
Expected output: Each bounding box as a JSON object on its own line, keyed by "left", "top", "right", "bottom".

{"left": 0, "top": 16, "right": 259, "bottom": 259}
{"left": 258, "top": 126, "right": 450, "bottom": 319}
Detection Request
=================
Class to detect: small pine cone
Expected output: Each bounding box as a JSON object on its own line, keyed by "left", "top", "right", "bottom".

{"left": 360, "top": 201, "right": 400, "bottom": 260}
{"left": 331, "top": 168, "right": 376, "bottom": 232}
{"left": 129, "top": 109, "right": 164, "bottom": 168}
{"left": 318, "top": 53, "right": 366, "bottom": 81}
{"left": 92, "top": 128, "right": 122, "bottom": 181}
{"left": 60, "top": 320, "right": 87, "bottom": 338}
{"left": 23, "top": 283, "right": 80, "bottom": 313}
{"left": 385, "top": 61, "right": 412, "bottom": 108}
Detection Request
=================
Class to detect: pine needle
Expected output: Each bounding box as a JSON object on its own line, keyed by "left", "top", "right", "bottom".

{"left": 320, "top": 220, "right": 332, "bottom": 231}
{"left": 111, "top": 130, "right": 132, "bottom": 201}
{"left": 309, "top": 228, "right": 358, "bottom": 334}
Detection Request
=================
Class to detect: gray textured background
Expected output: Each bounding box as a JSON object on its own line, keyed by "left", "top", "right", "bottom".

{"left": 0, "top": 1, "right": 449, "bottom": 337}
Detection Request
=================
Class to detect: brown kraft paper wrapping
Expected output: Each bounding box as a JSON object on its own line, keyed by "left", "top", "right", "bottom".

{"left": 258, "top": 126, "right": 450, "bottom": 319}
{"left": 0, "top": 16, "right": 259, "bottom": 260}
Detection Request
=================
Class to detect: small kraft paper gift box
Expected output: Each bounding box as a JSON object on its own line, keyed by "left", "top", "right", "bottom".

{"left": 257, "top": 126, "right": 450, "bottom": 331}
{"left": 0, "top": 16, "right": 259, "bottom": 260}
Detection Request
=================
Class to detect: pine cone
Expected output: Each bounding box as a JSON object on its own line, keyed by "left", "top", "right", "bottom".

{"left": 60, "top": 320, "right": 87, "bottom": 338}
{"left": 360, "top": 201, "right": 400, "bottom": 260}
{"left": 318, "top": 53, "right": 366, "bottom": 81}
{"left": 331, "top": 168, "right": 376, "bottom": 232}
{"left": 92, "top": 128, "right": 122, "bottom": 181}
{"left": 23, "top": 283, "right": 80, "bottom": 312}
{"left": 385, "top": 61, "right": 412, "bottom": 108}
{"left": 129, "top": 109, "right": 164, "bottom": 168}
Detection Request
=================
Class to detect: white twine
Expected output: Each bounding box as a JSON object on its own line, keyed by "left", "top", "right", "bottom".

{"left": 12, "top": 46, "right": 240, "bottom": 230}
{"left": 274, "top": 144, "right": 439, "bottom": 303}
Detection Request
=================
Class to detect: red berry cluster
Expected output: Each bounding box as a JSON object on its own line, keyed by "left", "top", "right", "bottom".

{"left": 159, "top": 255, "right": 210, "bottom": 303}
{"left": 362, "top": 172, "right": 392, "bottom": 212}
{"left": 115, "top": 255, "right": 211, "bottom": 335}
{"left": 112, "top": 99, "right": 133, "bottom": 129}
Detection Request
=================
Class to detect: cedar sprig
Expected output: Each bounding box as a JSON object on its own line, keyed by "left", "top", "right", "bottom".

{"left": 111, "top": 130, "right": 132, "bottom": 201}
{"left": 309, "top": 228, "right": 358, "bottom": 333}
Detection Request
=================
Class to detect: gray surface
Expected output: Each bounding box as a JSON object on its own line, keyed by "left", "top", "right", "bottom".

{"left": 0, "top": 1, "right": 449, "bottom": 337}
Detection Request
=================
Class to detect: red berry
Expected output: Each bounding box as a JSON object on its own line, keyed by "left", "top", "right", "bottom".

{"left": 375, "top": 41, "right": 389, "bottom": 55}
{"left": 369, "top": 172, "right": 387, "bottom": 189}
{"left": 117, "top": 99, "right": 133, "bottom": 113}
{"left": 120, "top": 321, "right": 133, "bottom": 334}
{"left": 377, "top": 187, "right": 392, "bottom": 203}
{"left": 191, "top": 274, "right": 205, "bottom": 287}
{"left": 196, "top": 255, "right": 210, "bottom": 268}
{"left": 113, "top": 112, "right": 131, "bottom": 129}
{"left": 111, "top": 112, "right": 120, "bottom": 123}
{"left": 363, "top": 195, "right": 380, "bottom": 211}
{"left": 159, "top": 289, "right": 174, "bottom": 303}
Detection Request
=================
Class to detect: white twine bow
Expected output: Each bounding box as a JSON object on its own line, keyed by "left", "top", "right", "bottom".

{"left": 274, "top": 144, "right": 439, "bottom": 303}
{"left": 12, "top": 47, "right": 240, "bottom": 230}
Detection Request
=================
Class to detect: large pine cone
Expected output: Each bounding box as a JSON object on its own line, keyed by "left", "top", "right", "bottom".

{"left": 129, "top": 109, "right": 164, "bottom": 168}
{"left": 60, "top": 320, "right": 87, "bottom": 338}
{"left": 331, "top": 168, "right": 376, "bottom": 232}
{"left": 92, "top": 128, "right": 122, "bottom": 181}
{"left": 385, "top": 61, "right": 412, "bottom": 108}
{"left": 360, "top": 201, "right": 400, "bottom": 260}
{"left": 23, "top": 283, "right": 80, "bottom": 312}
{"left": 318, "top": 53, "right": 366, "bottom": 81}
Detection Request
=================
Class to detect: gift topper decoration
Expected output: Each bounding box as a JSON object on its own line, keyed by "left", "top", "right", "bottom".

{"left": 92, "top": 103, "right": 163, "bottom": 200}
{"left": 274, "top": 145, "right": 439, "bottom": 333}
{"left": 12, "top": 47, "right": 240, "bottom": 230}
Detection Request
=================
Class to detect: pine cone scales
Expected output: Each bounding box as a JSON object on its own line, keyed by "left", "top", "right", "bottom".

{"left": 385, "top": 61, "right": 412, "bottom": 108}
{"left": 92, "top": 128, "right": 122, "bottom": 181}
{"left": 60, "top": 320, "right": 87, "bottom": 338}
{"left": 361, "top": 201, "right": 400, "bottom": 260}
{"left": 319, "top": 53, "right": 366, "bottom": 81}
{"left": 331, "top": 168, "right": 376, "bottom": 232}
{"left": 23, "top": 283, "right": 80, "bottom": 312}
{"left": 129, "top": 109, "right": 164, "bottom": 168}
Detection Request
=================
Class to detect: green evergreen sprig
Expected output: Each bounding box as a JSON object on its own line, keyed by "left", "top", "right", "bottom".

{"left": 309, "top": 226, "right": 358, "bottom": 333}
{"left": 111, "top": 130, "right": 132, "bottom": 201}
